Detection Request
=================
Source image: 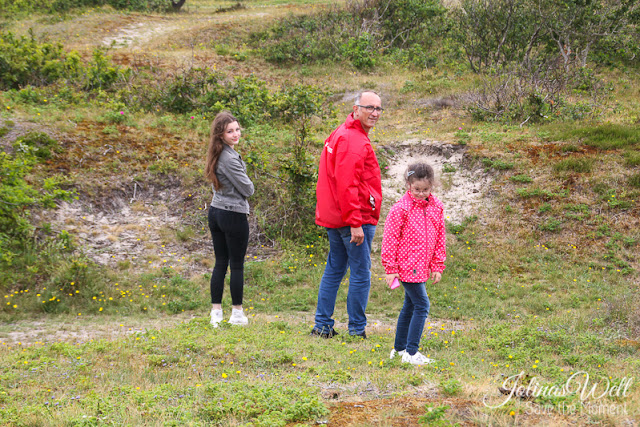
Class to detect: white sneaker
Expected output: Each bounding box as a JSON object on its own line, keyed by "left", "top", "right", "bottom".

{"left": 210, "top": 309, "right": 223, "bottom": 327}
{"left": 228, "top": 308, "right": 248, "bottom": 326}
{"left": 390, "top": 349, "right": 406, "bottom": 360}
{"left": 401, "top": 351, "right": 435, "bottom": 365}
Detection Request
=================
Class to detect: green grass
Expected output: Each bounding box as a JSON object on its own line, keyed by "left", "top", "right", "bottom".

{"left": 2, "top": 0, "right": 640, "bottom": 425}
{"left": 624, "top": 150, "right": 640, "bottom": 167}
{"left": 553, "top": 157, "right": 594, "bottom": 173}
{"left": 482, "top": 157, "right": 515, "bottom": 171}
{"left": 2, "top": 215, "right": 638, "bottom": 424}
{"left": 510, "top": 174, "right": 533, "bottom": 183}
{"left": 516, "top": 187, "right": 568, "bottom": 199}
{"left": 551, "top": 124, "right": 640, "bottom": 150}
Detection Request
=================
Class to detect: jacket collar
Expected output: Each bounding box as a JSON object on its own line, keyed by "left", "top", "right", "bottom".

{"left": 398, "top": 191, "right": 441, "bottom": 210}
{"left": 222, "top": 144, "right": 239, "bottom": 157}
{"left": 345, "top": 112, "right": 368, "bottom": 136}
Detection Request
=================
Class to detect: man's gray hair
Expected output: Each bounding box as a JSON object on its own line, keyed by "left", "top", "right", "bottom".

{"left": 354, "top": 90, "right": 379, "bottom": 106}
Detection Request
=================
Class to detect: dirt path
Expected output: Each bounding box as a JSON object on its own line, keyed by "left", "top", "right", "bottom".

{"left": 0, "top": 312, "right": 199, "bottom": 346}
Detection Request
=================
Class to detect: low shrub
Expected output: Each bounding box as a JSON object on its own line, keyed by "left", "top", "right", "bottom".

{"left": 0, "top": 138, "right": 73, "bottom": 242}
{"left": 137, "top": 70, "right": 332, "bottom": 127}
{"left": 0, "top": 140, "right": 80, "bottom": 304}
{"left": 516, "top": 188, "right": 567, "bottom": 199}
{"left": 539, "top": 218, "right": 562, "bottom": 232}
{"left": 251, "top": 0, "right": 449, "bottom": 69}
{"left": 481, "top": 157, "right": 514, "bottom": 170}
{"left": 0, "top": 31, "right": 82, "bottom": 90}
{"left": 12, "top": 131, "right": 61, "bottom": 160}
{"left": 340, "top": 33, "right": 377, "bottom": 68}
{"left": 0, "top": 0, "right": 170, "bottom": 16}
{"left": 200, "top": 383, "right": 328, "bottom": 425}
{"left": 510, "top": 174, "right": 532, "bottom": 183}
{"left": 0, "top": 31, "right": 126, "bottom": 92}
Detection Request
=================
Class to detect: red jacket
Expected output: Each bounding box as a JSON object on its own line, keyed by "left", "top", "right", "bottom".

{"left": 381, "top": 192, "right": 446, "bottom": 282}
{"left": 316, "top": 113, "right": 382, "bottom": 228}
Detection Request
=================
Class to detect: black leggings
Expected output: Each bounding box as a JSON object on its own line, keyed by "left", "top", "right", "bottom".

{"left": 208, "top": 206, "right": 249, "bottom": 306}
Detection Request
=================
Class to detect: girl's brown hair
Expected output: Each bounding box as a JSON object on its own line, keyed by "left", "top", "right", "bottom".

{"left": 204, "top": 111, "right": 238, "bottom": 190}
{"left": 404, "top": 162, "right": 435, "bottom": 186}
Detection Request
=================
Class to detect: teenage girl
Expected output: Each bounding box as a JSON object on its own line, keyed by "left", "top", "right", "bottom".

{"left": 204, "top": 112, "right": 254, "bottom": 327}
{"left": 381, "top": 162, "right": 446, "bottom": 365}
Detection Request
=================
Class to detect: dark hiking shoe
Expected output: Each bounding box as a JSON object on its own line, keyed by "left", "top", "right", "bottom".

{"left": 310, "top": 328, "right": 338, "bottom": 339}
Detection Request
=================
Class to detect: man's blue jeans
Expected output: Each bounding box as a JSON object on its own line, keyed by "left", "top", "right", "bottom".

{"left": 313, "top": 224, "right": 376, "bottom": 335}
{"left": 394, "top": 281, "right": 430, "bottom": 355}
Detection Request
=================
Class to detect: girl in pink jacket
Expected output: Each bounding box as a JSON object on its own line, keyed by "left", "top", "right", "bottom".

{"left": 381, "top": 162, "right": 446, "bottom": 365}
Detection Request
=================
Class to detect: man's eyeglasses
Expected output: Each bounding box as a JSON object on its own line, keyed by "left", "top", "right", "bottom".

{"left": 356, "top": 105, "right": 384, "bottom": 113}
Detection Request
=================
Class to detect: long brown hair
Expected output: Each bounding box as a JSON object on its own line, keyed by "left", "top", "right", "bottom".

{"left": 205, "top": 111, "right": 238, "bottom": 190}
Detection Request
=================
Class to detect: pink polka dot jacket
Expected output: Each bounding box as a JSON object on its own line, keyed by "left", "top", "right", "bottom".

{"left": 381, "top": 191, "right": 446, "bottom": 283}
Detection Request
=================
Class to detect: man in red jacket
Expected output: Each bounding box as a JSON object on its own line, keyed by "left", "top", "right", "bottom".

{"left": 311, "top": 90, "right": 383, "bottom": 339}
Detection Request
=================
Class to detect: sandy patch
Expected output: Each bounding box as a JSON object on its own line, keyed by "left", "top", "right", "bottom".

{"left": 102, "top": 21, "right": 181, "bottom": 48}
{"left": 381, "top": 139, "right": 492, "bottom": 225}
{"left": 52, "top": 198, "right": 209, "bottom": 271}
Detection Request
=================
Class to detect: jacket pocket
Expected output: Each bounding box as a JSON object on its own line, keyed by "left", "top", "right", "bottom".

{"left": 361, "top": 170, "right": 378, "bottom": 211}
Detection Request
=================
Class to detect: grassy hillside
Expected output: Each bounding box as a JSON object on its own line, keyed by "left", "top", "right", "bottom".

{"left": 1, "top": 0, "right": 639, "bottom": 425}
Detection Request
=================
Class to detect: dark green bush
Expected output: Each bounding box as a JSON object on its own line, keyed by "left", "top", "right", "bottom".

{"left": 204, "top": 75, "right": 276, "bottom": 124}
{"left": 454, "top": 0, "right": 638, "bottom": 72}
{"left": 139, "top": 69, "right": 333, "bottom": 128}
{"left": 252, "top": 10, "right": 350, "bottom": 65}
{"left": 83, "top": 48, "right": 127, "bottom": 90}
{"left": 377, "top": 0, "right": 448, "bottom": 48}
{"left": 12, "top": 131, "right": 61, "bottom": 160}
{"left": 0, "top": 31, "right": 82, "bottom": 90}
{"left": 340, "top": 33, "right": 377, "bottom": 69}
{"left": 453, "top": 0, "right": 540, "bottom": 72}
{"left": 0, "top": 31, "right": 126, "bottom": 92}
{"left": 251, "top": 0, "right": 448, "bottom": 68}
{"left": 0, "top": 145, "right": 74, "bottom": 269}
